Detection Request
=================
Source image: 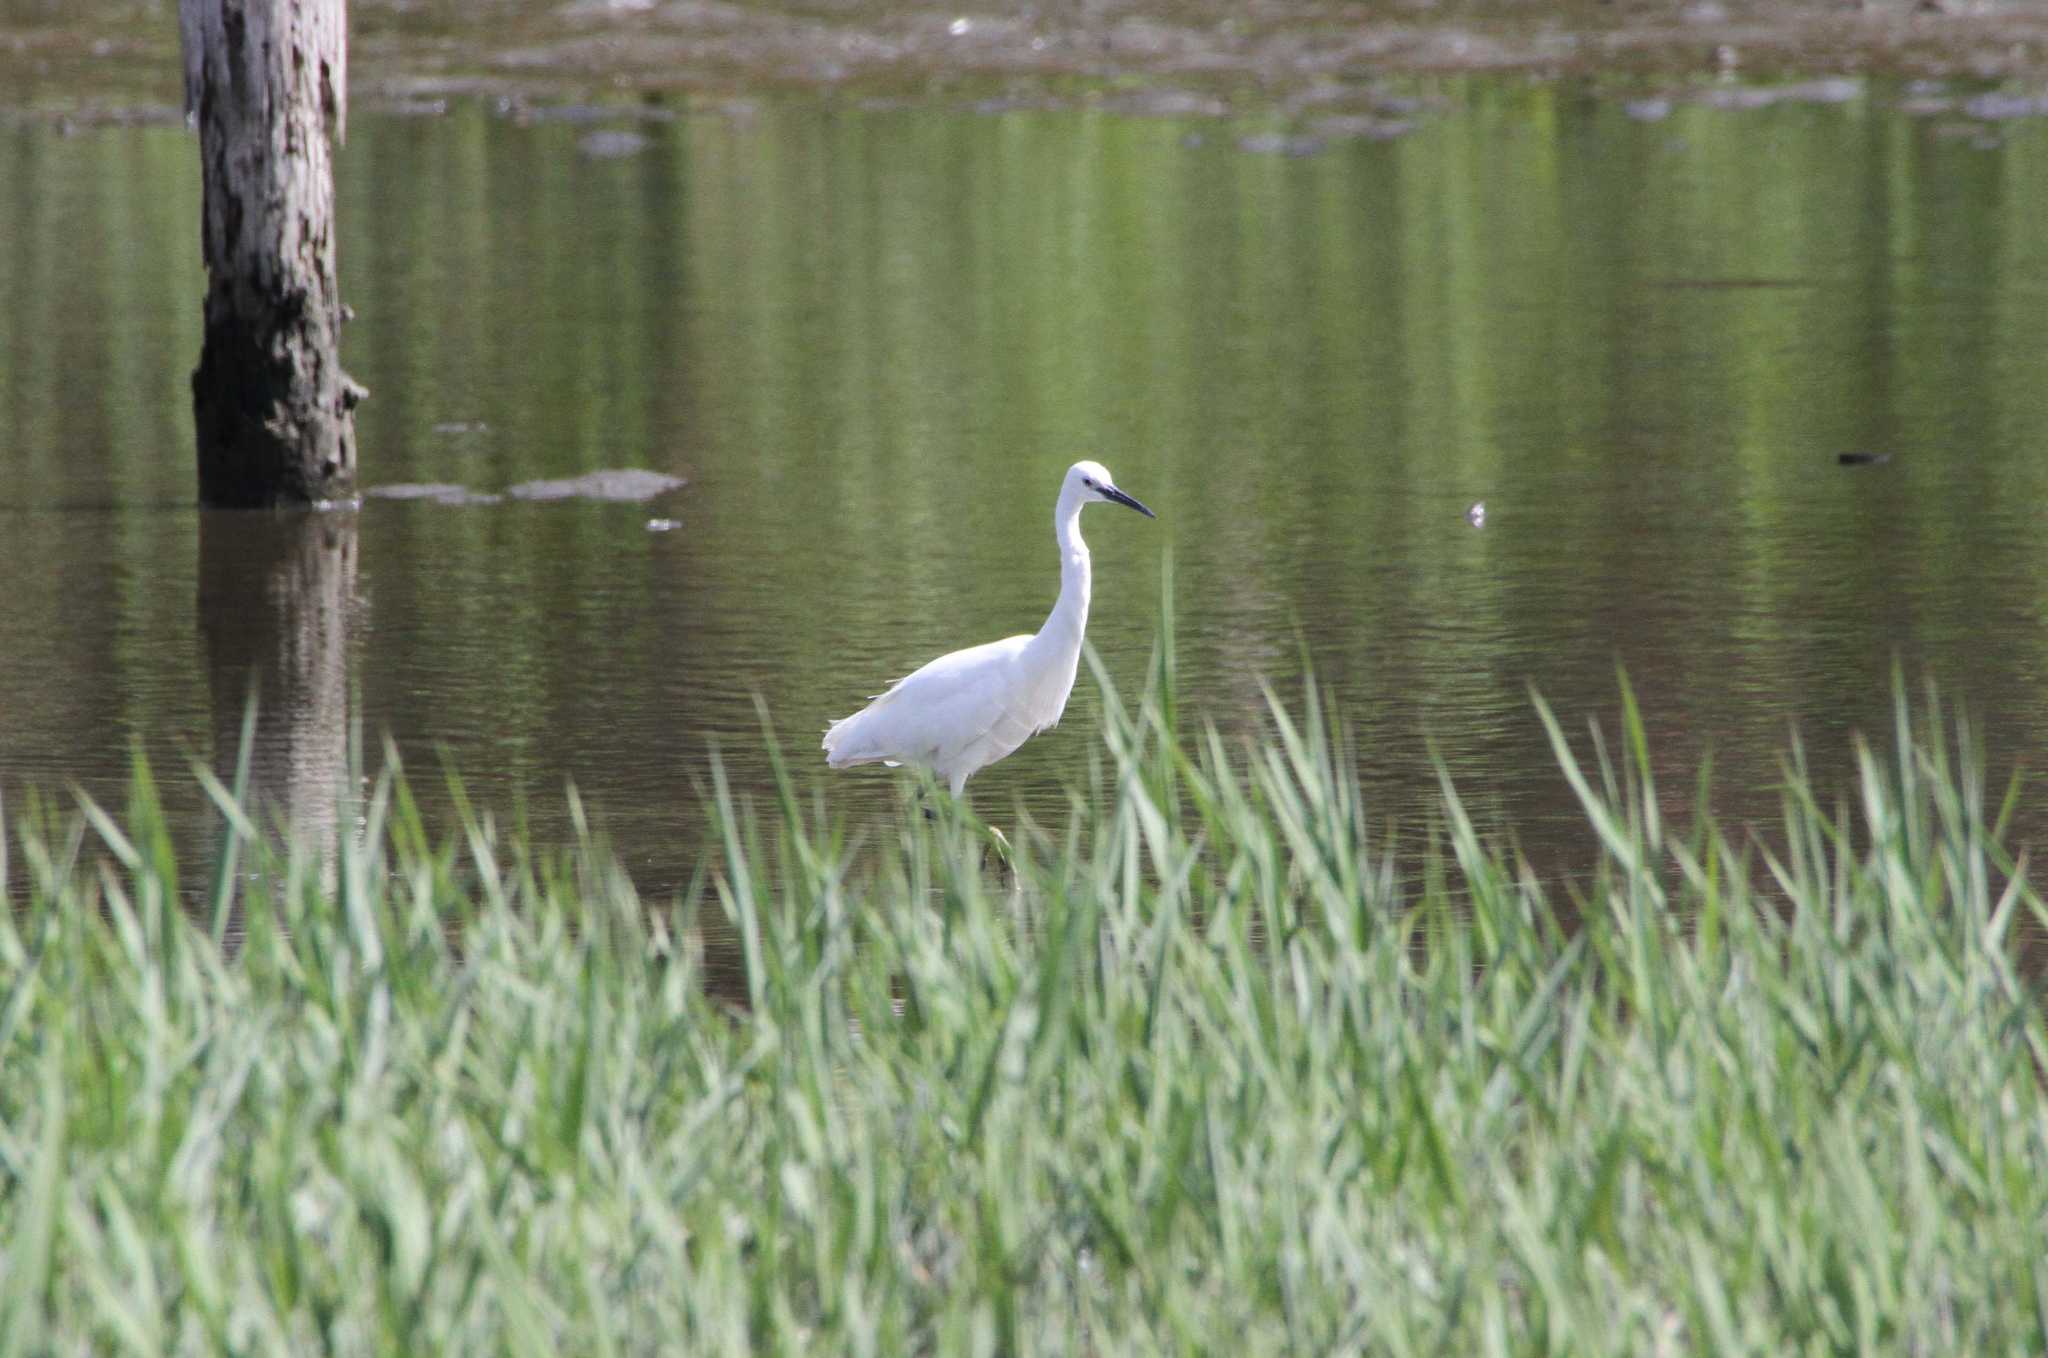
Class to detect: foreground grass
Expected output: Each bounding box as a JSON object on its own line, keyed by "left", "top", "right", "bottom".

{"left": 4, "top": 663, "right": 2048, "bottom": 1355}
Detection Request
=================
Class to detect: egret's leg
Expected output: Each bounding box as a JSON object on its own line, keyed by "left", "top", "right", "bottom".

{"left": 908, "top": 778, "right": 1010, "bottom": 869}
{"left": 950, "top": 791, "right": 1011, "bottom": 868}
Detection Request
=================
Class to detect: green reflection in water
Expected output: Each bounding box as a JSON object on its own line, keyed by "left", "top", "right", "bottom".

{"left": 4, "top": 86, "right": 2048, "bottom": 889}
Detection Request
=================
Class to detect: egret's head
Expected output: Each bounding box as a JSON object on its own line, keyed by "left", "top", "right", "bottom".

{"left": 1066, "top": 460, "right": 1156, "bottom": 518}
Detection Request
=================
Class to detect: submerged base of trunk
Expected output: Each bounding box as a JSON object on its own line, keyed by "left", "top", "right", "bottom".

{"left": 191, "top": 304, "right": 362, "bottom": 507}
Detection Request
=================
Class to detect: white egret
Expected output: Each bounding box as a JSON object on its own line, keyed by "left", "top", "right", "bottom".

{"left": 823, "top": 460, "right": 1156, "bottom": 796}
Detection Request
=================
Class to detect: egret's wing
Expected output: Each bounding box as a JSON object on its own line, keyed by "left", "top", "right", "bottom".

{"left": 891, "top": 636, "right": 1075, "bottom": 763}
{"left": 823, "top": 636, "right": 1032, "bottom": 768}
{"left": 876, "top": 637, "right": 1034, "bottom": 742}
{"left": 893, "top": 636, "right": 1031, "bottom": 688}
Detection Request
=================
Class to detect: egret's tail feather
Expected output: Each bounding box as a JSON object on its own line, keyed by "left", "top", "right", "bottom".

{"left": 822, "top": 680, "right": 916, "bottom": 770}
{"left": 822, "top": 706, "right": 893, "bottom": 770}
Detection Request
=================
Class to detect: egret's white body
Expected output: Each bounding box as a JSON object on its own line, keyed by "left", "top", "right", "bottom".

{"left": 823, "top": 460, "right": 1155, "bottom": 796}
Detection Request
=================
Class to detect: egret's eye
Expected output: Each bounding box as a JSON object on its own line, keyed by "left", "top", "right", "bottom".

{"left": 1083, "top": 478, "right": 1096, "bottom": 489}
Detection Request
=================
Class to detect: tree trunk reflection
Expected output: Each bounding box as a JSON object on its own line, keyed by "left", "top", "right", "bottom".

{"left": 199, "top": 510, "right": 359, "bottom": 873}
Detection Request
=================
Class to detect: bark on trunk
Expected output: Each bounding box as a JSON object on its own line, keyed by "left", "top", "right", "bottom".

{"left": 181, "top": 0, "right": 363, "bottom": 507}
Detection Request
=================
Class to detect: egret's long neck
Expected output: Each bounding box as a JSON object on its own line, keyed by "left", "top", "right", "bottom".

{"left": 1039, "top": 493, "right": 1091, "bottom": 648}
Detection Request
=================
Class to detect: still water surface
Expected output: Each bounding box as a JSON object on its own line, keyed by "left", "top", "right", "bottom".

{"left": 5, "top": 82, "right": 2048, "bottom": 900}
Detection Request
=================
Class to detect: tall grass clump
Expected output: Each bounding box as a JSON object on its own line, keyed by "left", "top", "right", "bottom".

{"left": 4, "top": 653, "right": 2048, "bottom": 1355}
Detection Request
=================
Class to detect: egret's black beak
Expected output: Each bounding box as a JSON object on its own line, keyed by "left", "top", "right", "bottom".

{"left": 1104, "top": 485, "right": 1156, "bottom": 518}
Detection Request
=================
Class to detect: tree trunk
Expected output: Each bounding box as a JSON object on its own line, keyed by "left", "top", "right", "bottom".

{"left": 181, "top": 0, "right": 363, "bottom": 507}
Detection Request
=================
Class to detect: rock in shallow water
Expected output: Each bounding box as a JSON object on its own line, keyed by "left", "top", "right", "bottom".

{"left": 1311, "top": 114, "right": 1415, "bottom": 141}
{"left": 504, "top": 469, "right": 687, "bottom": 502}
{"left": 363, "top": 483, "right": 504, "bottom": 506}
{"left": 1237, "top": 132, "right": 1325, "bottom": 157}
{"left": 366, "top": 469, "right": 687, "bottom": 505}
{"left": 579, "top": 129, "right": 650, "bottom": 159}
{"left": 1962, "top": 93, "right": 2048, "bottom": 121}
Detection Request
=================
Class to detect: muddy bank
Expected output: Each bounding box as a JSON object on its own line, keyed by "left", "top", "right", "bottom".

{"left": 5, "top": 0, "right": 2048, "bottom": 120}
